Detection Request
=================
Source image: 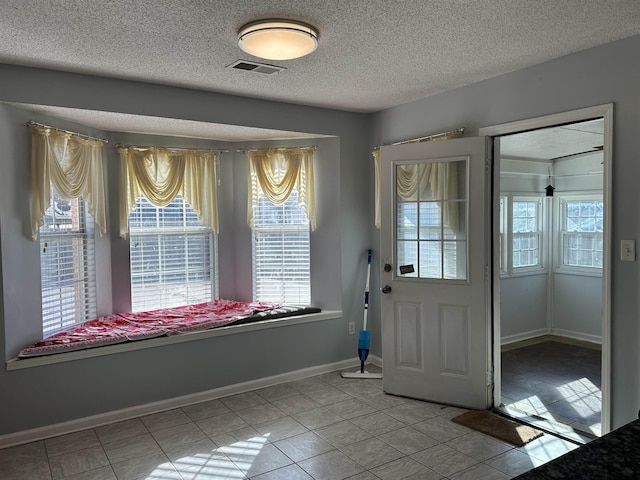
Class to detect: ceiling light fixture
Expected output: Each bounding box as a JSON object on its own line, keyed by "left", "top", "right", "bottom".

{"left": 238, "top": 19, "right": 318, "bottom": 61}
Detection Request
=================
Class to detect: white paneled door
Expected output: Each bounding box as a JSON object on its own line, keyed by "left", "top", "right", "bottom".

{"left": 379, "top": 137, "right": 491, "bottom": 409}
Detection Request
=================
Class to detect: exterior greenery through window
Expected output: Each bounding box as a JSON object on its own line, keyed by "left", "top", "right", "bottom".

{"left": 252, "top": 190, "right": 311, "bottom": 304}
{"left": 39, "top": 190, "right": 96, "bottom": 336}
{"left": 129, "top": 195, "right": 217, "bottom": 312}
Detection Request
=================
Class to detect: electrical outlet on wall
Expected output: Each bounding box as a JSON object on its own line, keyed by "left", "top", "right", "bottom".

{"left": 348, "top": 322, "right": 355, "bottom": 335}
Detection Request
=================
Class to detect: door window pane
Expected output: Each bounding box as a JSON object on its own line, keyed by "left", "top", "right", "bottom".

{"left": 395, "top": 159, "right": 467, "bottom": 280}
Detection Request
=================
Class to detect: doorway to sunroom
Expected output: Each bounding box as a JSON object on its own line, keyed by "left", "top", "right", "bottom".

{"left": 493, "top": 116, "right": 606, "bottom": 442}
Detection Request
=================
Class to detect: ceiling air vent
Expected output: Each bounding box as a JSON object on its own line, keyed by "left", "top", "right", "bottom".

{"left": 228, "top": 60, "right": 285, "bottom": 75}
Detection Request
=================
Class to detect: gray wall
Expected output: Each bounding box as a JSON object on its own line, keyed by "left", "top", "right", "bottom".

{"left": 552, "top": 274, "right": 602, "bottom": 339}
{"left": 0, "top": 66, "right": 370, "bottom": 436}
{"left": 371, "top": 35, "right": 640, "bottom": 427}
{"left": 500, "top": 275, "right": 548, "bottom": 340}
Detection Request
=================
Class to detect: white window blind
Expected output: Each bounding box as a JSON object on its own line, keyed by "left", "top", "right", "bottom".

{"left": 252, "top": 190, "right": 310, "bottom": 304}
{"left": 562, "top": 199, "right": 603, "bottom": 268}
{"left": 129, "top": 195, "right": 217, "bottom": 312}
{"left": 39, "top": 190, "right": 97, "bottom": 336}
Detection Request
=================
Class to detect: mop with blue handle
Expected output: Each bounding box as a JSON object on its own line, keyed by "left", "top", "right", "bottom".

{"left": 341, "top": 249, "right": 383, "bottom": 379}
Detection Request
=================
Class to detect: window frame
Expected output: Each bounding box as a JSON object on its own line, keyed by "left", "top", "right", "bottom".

{"left": 128, "top": 194, "right": 219, "bottom": 312}
{"left": 500, "top": 194, "right": 546, "bottom": 277}
{"left": 555, "top": 194, "right": 604, "bottom": 277}
{"left": 251, "top": 190, "right": 311, "bottom": 305}
{"left": 39, "top": 191, "right": 97, "bottom": 337}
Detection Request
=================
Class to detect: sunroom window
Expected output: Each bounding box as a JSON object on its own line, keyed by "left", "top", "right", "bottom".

{"left": 512, "top": 199, "right": 542, "bottom": 269}
{"left": 561, "top": 198, "right": 603, "bottom": 269}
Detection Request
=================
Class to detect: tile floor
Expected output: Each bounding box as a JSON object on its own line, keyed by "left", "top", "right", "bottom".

{"left": 500, "top": 339, "right": 602, "bottom": 439}
{"left": 0, "top": 365, "right": 580, "bottom": 480}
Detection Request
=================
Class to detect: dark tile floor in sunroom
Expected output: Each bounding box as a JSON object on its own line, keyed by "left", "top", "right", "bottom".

{"left": 500, "top": 337, "right": 602, "bottom": 441}
{"left": 0, "top": 364, "right": 582, "bottom": 480}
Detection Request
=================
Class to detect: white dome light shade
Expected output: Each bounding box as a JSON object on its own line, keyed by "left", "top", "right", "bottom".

{"left": 238, "top": 20, "right": 318, "bottom": 61}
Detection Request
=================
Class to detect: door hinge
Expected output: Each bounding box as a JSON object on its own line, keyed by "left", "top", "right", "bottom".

{"left": 486, "top": 371, "right": 493, "bottom": 387}
{"left": 485, "top": 157, "right": 491, "bottom": 174}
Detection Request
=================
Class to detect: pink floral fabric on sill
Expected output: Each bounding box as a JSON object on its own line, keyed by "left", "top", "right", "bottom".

{"left": 18, "top": 299, "right": 279, "bottom": 358}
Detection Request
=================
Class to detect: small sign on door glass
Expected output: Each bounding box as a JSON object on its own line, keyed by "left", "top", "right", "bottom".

{"left": 399, "top": 264, "right": 415, "bottom": 275}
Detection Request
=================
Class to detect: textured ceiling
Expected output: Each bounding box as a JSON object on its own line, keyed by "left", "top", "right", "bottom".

{"left": 0, "top": 1, "right": 637, "bottom": 145}
{"left": 1, "top": 1, "right": 639, "bottom": 114}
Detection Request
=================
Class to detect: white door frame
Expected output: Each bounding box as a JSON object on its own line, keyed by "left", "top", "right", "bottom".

{"left": 480, "top": 103, "right": 613, "bottom": 434}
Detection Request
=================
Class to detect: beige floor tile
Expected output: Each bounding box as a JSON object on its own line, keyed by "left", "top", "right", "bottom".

{"left": 49, "top": 445, "right": 109, "bottom": 479}
{"left": 445, "top": 431, "right": 513, "bottom": 462}
{"left": 254, "top": 416, "right": 308, "bottom": 442}
{"left": 349, "top": 411, "right": 405, "bottom": 435}
{"left": 298, "top": 449, "right": 364, "bottom": 480}
{"left": 339, "top": 437, "right": 404, "bottom": 470}
{"left": 273, "top": 431, "right": 334, "bottom": 463}
{"left": 45, "top": 430, "right": 101, "bottom": 457}
{"left": 313, "top": 420, "right": 371, "bottom": 448}
{"left": 102, "top": 433, "right": 163, "bottom": 464}
{"left": 111, "top": 451, "right": 181, "bottom": 480}
{"left": 95, "top": 419, "right": 148, "bottom": 444}
{"left": 371, "top": 456, "right": 443, "bottom": 480}
{"left": 140, "top": 409, "right": 192, "bottom": 433}
{"left": 378, "top": 425, "right": 439, "bottom": 455}
{"left": 181, "top": 399, "right": 232, "bottom": 422}
{"left": 291, "top": 406, "right": 344, "bottom": 430}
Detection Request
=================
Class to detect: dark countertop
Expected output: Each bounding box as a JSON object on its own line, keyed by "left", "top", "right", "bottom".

{"left": 515, "top": 419, "right": 640, "bottom": 479}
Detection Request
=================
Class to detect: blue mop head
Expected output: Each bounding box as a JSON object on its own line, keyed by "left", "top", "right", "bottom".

{"left": 358, "top": 330, "right": 370, "bottom": 362}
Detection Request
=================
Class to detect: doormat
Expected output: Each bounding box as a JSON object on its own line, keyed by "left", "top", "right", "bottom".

{"left": 451, "top": 410, "right": 544, "bottom": 447}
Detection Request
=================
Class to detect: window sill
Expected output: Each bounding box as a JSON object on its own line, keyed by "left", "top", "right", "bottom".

{"left": 6, "top": 310, "right": 342, "bottom": 371}
{"left": 501, "top": 268, "right": 547, "bottom": 279}
{"left": 554, "top": 268, "right": 603, "bottom": 278}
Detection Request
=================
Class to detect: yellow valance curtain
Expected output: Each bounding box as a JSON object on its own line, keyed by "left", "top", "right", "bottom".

{"left": 30, "top": 125, "right": 107, "bottom": 239}
{"left": 118, "top": 146, "right": 218, "bottom": 238}
{"left": 247, "top": 148, "right": 316, "bottom": 230}
{"left": 373, "top": 151, "right": 461, "bottom": 233}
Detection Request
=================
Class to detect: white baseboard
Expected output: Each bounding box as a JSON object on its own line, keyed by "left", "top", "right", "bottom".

{"left": 368, "top": 354, "right": 382, "bottom": 367}
{"left": 501, "top": 328, "right": 602, "bottom": 346}
{"left": 501, "top": 329, "right": 549, "bottom": 345}
{"left": 551, "top": 328, "right": 602, "bottom": 345}
{"left": 0, "top": 357, "right": 360, "bottom": 449}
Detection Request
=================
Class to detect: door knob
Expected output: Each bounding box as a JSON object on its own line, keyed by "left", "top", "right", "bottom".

{"left": 381, "top": 285, "right": 392, "bottom": 294}
{"left": 384, "top": 263, "right": 392, "bottom": 272}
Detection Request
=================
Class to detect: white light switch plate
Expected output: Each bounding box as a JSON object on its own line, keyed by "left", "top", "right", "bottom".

{"left": 621, "top": 240, "right": 636, "bottom": 261}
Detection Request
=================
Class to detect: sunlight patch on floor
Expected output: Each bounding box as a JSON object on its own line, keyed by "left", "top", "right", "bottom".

{"left": 151, "top": 434, "right": 270, "bottom": 479}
